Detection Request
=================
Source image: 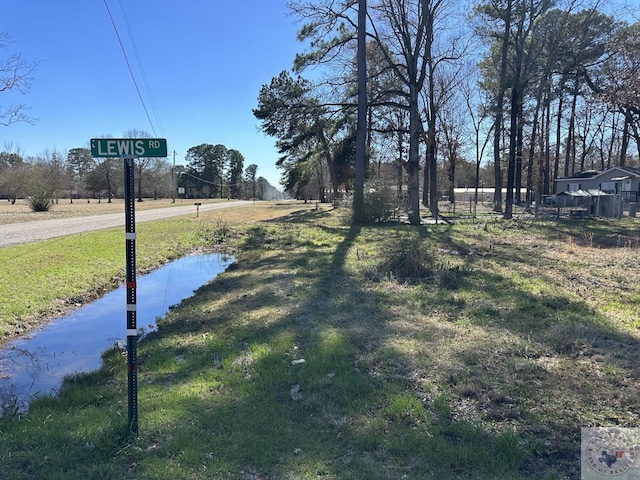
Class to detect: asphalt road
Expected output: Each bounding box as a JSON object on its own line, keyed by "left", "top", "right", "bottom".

{"left": 0, "top": 200, "right": 253, "bottom": 248}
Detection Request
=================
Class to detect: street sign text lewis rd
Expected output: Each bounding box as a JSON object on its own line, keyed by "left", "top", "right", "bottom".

{"left": 90, "top": 138, "right": 168, "bottom": 158}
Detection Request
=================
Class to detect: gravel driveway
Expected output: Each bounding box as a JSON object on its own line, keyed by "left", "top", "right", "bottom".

{"left": 0, "top": 201, "right": 253, "bottom": 248}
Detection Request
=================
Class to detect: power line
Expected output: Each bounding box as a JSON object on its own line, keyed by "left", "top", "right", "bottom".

{"left": 180, "top": 170, "right": 246, "bottom": 187}
{"left": 117, "top": 0, "right": 166, "bottom": 138}
{"left": 102, "top": 0, "right": 157, "bottom": 136}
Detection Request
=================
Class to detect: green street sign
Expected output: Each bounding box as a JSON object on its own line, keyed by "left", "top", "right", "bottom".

{"left": 90, "top": 138, "right": 168, "bottom": 158}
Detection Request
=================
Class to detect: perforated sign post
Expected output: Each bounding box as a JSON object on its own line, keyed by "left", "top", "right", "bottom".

{"left": 91, "top": 138, "right": 167, "bottom": 434}
{"left": 123, "top": 156, "right": 138, "bottom": 434}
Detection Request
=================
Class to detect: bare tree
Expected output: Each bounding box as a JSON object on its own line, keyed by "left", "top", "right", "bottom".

{"left": 366, "top": 0, "right": 467, "bottom": 224}
{"left": 22, "top": 151, "right": 65, "bottom": 211}
{"left": 0, "top": 33, "right": 38, "bottom": 126}
{"left": 353, "top": 0, "right": 368, "bottom": 224}
{"left": 475, "top": 0, "right": 512, "bottom": 213}
{"left": 0, "top": 148, "right": 26, "bottom": 203}
{"left": 461, "top": 68, "right": 493, "bottom": 212}
{"left": 123, "top": 129, "right": 154, "bottom": 202}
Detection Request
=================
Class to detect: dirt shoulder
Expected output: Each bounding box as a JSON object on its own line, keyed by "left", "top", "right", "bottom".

{"left": 0, "top": 199, "right": 253, "bottom": 247}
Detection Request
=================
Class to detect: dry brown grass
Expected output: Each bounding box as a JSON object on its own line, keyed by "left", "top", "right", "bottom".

{"left": 0, "top": 198, "right": 316, "bottom": 225}
{"left": 196, "top": 201, "right": 325, "bottom": 223}
{"left": 0, "top": 198, "right": 183, "bottom": 225}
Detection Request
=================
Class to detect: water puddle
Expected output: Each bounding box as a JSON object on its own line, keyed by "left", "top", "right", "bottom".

{"left": 0, "top": 252, "right": 234, "bottom": 414}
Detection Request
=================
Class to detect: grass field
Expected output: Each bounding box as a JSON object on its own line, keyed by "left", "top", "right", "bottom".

{"left": 0, "top": 198, "right": 232, "bottom": 225}
{"left": 0, "top": 200, "right": 309, "bottom": 340}
{"left": 1, "top": 204, "right": 639, "bottom": 479}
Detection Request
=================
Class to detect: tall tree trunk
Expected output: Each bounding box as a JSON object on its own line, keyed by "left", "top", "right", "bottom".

{"left": 317, "top": 127, "right": 339, "bottom": 202}
{"left": 492, "top": 0, "right": 512, "bottom": 213}
{"left": 565, "top": 78, "right": 579, "bottom": 176}
{"left": 429, "top": 142, "right": 438, "bottom": 217}
{"left": 553, "top": 85, "right": 565, "bottom": 193}
{"left": 447, "top": 142, "right": 456, "bottom": 203}
{"left": 136, "top": 162, "right": 144, "bottom": 202}
{"left": 397, "top": 129, "right": 404, "bottom": 198}
{"left": 505, "top": 10, "right": 524, "bottom": 220}
{"left": 515, "top": 99, "right": 524, "bottom": 204}
{"left": 505, "top": 84, "right": 519, "bottom": 219}
{"left": 607, "top": 112, "right": 618, "bottom": 169}
{"left": 492, "top": 110, "right": 504, "bottom": 211}
{"left": 527, "top": 88, "right": 543, "bottom": 203}
{"left": 422, "top": 133, "right": 430, "bottom": 208}
{"left": 422, "top": 145, "right": 429, "bottom": 205}
{"left": 315, "top": 163, "right": 326, "bottom": 202}
{"left": 543, "top": 96, "right": 551, "bottom": 195}
{"left": 631, "top": 117, "right": 640, "bottom": 160}
{"left": 426, "top": 60, "right": 439, "bottom": 219}
{"left": 620, "top": 107, "right": 632, "bottom": 167}
{"left": 352, "top": 0, "right": 367, "bottom": 224}
{"left": 407, "top": 82, "right": 422, "bottom": 225}
{"left": 543, "top": 89, "right": 552, "bottom": 196}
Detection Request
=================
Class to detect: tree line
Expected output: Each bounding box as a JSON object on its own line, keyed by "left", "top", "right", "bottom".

{"left": 1, "top": 33, "right": 285, "bottom": 207}
{"left": 254, "top": 0, "right": 640, "bottom": 223}
{"left": 0, "top": 131, "right": 282, "bottom": 211}
{"left": 179, "top": 142, "right": 283, "bottom": 201}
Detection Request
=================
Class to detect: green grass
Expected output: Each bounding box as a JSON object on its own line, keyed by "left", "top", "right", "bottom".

{"left": 0, "top": 218, "right": 233, "bottom": 339}
{"left": 1, "top": 209, "right": 639, "bottom": 478}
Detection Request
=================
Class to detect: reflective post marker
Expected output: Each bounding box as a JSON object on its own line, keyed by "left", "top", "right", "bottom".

{"left": 124, "top": 157, "right": 138, "bottom": 434}
{"left": 91, "top": 138, "right": 167, "bottom": 434}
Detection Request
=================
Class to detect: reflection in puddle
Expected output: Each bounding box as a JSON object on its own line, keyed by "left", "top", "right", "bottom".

{"left": 0, "top": 253, "right": 234, "bottom": 414}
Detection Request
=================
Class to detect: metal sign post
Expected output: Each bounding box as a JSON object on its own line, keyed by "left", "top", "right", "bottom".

{"left": 123, "top": 156, "right": 138, "bottom": 434}
{"left": 90, "top": 138, "right": 167, "bottom": 435}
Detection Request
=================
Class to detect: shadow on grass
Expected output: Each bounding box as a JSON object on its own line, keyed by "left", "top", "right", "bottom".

{"left": 3, "top": 214, "right": 638, "bottom": 479}
{"left": 265, "top": 207, "right": 335, "bottom": 225}
{"left": 498, "top": 216, "right": 640, "bottom": 249}
{"left": 121, "top": 222, "right": 534, "bottom": 479}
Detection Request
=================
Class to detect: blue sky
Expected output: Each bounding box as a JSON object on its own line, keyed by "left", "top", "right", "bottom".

{"left": 2, "top": 1, "right": 303, "bottom": 187}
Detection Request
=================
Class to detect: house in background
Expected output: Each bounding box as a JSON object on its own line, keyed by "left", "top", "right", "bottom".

{"left": 554, "top": 166, "right": 640, "bottom": 217}
{"left": 555, "top": 166, "right": 640, "bottom": 200}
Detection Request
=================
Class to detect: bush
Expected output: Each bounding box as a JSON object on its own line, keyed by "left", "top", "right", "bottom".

{"left": 24, "top": 161, "right": 57, "bottom": 212}
{"left": 26, "top": 187, "right": 54, "bottom": 212}
{"left": 362, "top": 177, "right": 397, "bottom": 223}
{"left": 373, "top": 233, "right": 436, "bottom": 283}
{"left": 339, "top": 177, "right": 398, "bottom": 225}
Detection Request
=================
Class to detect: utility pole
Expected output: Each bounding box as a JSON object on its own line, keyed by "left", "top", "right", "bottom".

{"left": 171, "top": 150, "right": 176, "bottom": 203}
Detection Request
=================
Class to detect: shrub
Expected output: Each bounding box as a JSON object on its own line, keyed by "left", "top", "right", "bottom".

{"left": 26, "top": 186, "right": 54, "bottom": 212}
{"left": 362, "top": 177, "right": 397, "bottom": 224}
{"left": 339, "top": 177, "right": 398, "bottom": 225}
{"left": 373, "top": 233, "right": 436, "bottom": 283}
{"left": 24, "top": 161, "right": 57, "bottom": 212}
